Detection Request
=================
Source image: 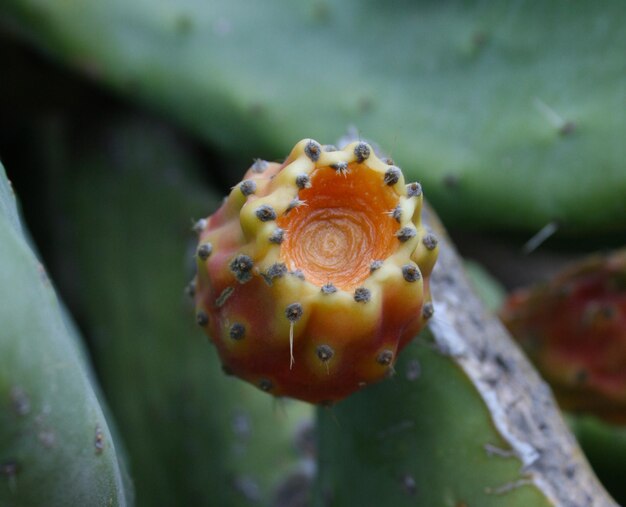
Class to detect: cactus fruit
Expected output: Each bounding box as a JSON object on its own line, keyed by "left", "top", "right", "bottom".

{"left": 194, "top": 139, "right": 438, "bottom": 403}
{"left": 500, "top": 249, "right": 626, "bottom": 423}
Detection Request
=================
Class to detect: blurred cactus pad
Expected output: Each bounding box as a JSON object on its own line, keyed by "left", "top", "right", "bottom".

{"left": 1, "top": 0, "right": 625, "bottom": 233}
{"left": 0, "top": 164, "right": 132, "bottom": 507}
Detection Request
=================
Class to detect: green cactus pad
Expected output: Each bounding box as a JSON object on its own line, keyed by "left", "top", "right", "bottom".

{"left": 1, "top": 1, "right": 624, "bottom": 233}
{"left": 314, "top": 340, "right": 553, "bottom": 507}
{"left": 0, "top": 163, "right": 131, "bottom": 507}
{"left": 40, "top": 120, "right": 313, "bottom": 506}
{"left": 0, "top": 172, "right": 22, "bottom": 235}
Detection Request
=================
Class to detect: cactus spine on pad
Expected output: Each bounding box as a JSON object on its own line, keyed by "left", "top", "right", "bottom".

{"left": 194, "top": 139, "right": 438, "bottom": 403}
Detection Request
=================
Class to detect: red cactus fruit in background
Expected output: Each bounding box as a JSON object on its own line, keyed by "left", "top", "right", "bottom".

{"left": 500, "top": 249, "right": 626, "bottom": 422}
{"left": 192, "top": 139, "right": 438, "bottom": 404}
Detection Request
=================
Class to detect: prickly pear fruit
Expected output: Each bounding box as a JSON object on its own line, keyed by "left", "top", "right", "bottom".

{"left": 500, "top": 249, "right": 626, "bottom": 423}
{"left": 194, "top": 139, "right": 438, "bottom": 404}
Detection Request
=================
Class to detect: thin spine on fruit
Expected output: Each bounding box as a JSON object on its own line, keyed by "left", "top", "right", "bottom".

{"left": 194, "top": 139, "right": 438, "bottom": 403}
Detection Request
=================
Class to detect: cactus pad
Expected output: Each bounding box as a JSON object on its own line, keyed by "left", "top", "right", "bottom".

{"left": 0, "top": 164, "right": 131, "bottom": 507}
{"left": 501, "top": 249, "right": 626, "bottom": 423}
{"left": 194, "top": 140, "right": 438, "bottom": 403}
{"left": 1, "top": 0, "right": 625, "bottom": 233}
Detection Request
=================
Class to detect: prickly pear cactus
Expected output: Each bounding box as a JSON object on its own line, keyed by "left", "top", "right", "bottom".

{"left": 501, "top": 249, "right": 626, "bottom": 423}
{"left": 194, "top": 140, "right": 438, "bottom": 403}
{"left": 1, "top": 0, "right": 625, "bottom": 233}
{"left": 0, "top": 163, "right": 131, "bottom": 507}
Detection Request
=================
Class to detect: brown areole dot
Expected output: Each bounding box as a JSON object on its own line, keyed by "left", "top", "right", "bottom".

{"left": 240, "top": 179, "right": 257, "bottom": 196}
{"left": 269, "top": 228, "right": 285, "bottom": 244}
{"left": 370, "top": 260, "right": 384, "bottom": 272}
{"left": 285, "top": 303, "right": 303, "bottom": 322}
{"left": 251, "top": 159, "right": 269, "bottom": 173}
{"left": 377, "top": 350, "right": 394, "bottom": 366}
{"left": 317, "top": 344, "right": 334, "bottom": 362}
{"left": 402, "top": 264, "right": 421, "bottom": 283}
{"left": 407, "top": 182, "right": 422, "bottom": 198}
{"left": 259, "top": 379, "right": 274, "bottom": 392}
{"left": 305, "top": 140, "right": 322, "bottom": 161}
{"left": 423, "top": 234, "right": 438, "bottom": 250}
{"left": 256, "top": 204, "right": 277, "bottom": 222}
{"left": 295, "top": 174, "right": 311, "bottom": 189}
{"left": 192, "top": 218, "right": 207, "bottom": 234}
{"left": 268, "top": 262, "right": 288, "bottom": 278}
{"left": 321, "top": 283, "right": 338, "bottom": 294}
{"left": 397, "top": 227, "right": 417, "bottom": 242}
{"left": 354, "top": 287, "right": 371, "bottom": 303}
{"left": 230, "top": 323, "right": 246, "bottom": 340}
{"left": 197, "top": 243, "right": 213, "bottom": 261}
{"left": 229, "top": 254, "right": 254, "bottom": 283}
{"left": 390, "top": 205, "right": 402, "bottom": 223}
{"left": 185, "top": 279, "right": 196, "bottom": 298}
{"left": 354, "top": 142, "right": 371, "bottom": 162}
{"left": 384, "top": 166, "right": 401, "bottom": 186}
{"left": 94, "top": 426, "right": 105, "bottom": 455}
{"left": 196, "top": 311, "right": 209, "bottom": 326}
{"left": 263, "top": 263, "right": 288, "bottom": 285}
{"left": 422, "top": 302, "right": 435, "bottom": 319}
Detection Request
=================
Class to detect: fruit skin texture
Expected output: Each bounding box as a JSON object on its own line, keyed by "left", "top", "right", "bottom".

{"left": 194, "top": 139, "right": 438, "bottom": 404}
{"left": 500, "top": 249, "right": 626, "bottom": 423}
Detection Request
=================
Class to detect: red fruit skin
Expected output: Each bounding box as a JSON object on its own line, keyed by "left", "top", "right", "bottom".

{"left": 500, "top": 250, "right": 626, "bottom": 422}
{"left": 193, "top": 140, "right": 438, "bottom": 404}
